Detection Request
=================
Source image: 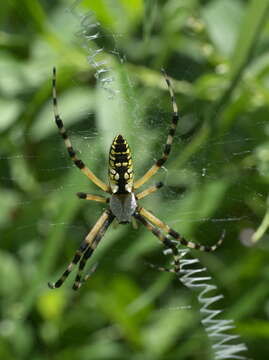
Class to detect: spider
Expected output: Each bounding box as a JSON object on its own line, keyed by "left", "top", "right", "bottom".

{"left": 48, "top": 67, "right": 224, "bottom": 291}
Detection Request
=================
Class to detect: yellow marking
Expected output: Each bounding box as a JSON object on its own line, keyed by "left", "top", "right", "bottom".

{"left": 64, "top": 139, "right": 72, "bottom": 148}
{"left": 85, "top": 194, "right": 108, "bottom": 203}
{"left": 124, "top": 172, "right": 129, "bottom": 180}
{"left": 167, "top": 135, "right": 173, "bottom": 144}
{"left": 54, "top": 74, "right": 110, "bottom": 193}
{"left": 134, "top": 165, "right": 159, "bottom": 189}
{"left": 125, "top": 183, "right": 132, "bottom": 192}
{"left": 115, "top": 163, "right": 121, "bottom": 167}
{"left": 139, "top": 207, "right": 202, "bottom": 250}
{"left": 187, "top": 243, "right": 196, "bottom": 249}
{"left": 122, "top": 162, "right": 128, "bottom": 166}
{"left": 115, "top": 173, "right": 120, "bottom": 180}
{"left": 110, "top": 155, "right": 116, "bottom": 160}
{"left": 111, "top": 184, "right": 119, "bottom": 193}
{"left": 85, "top": 211, "right": 110, "bottom": 245}
{"left": 110, "top": 160, "right": 115, "bottom": 167}
{"left": 136, "top": 185, "right": 160, "bottom": 200}
{"left": 139, "top": 207, "right": 170, "bottom": 232}
{"left": 81, "top": 167, "right": 110, "bottom": 193}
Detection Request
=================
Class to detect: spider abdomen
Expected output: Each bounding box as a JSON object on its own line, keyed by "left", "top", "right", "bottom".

{"left": 109, "top": 134, "right": 133, "bottom": 194}
{"left": 109, "top": 193, "right": 137, "bottom": 223}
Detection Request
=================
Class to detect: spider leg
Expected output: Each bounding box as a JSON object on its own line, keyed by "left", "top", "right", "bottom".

{"left": 48, "top": 210, "right": 114, "bottom": 289}
{"left": 72, "top": 213, "right": 114, "bottom": 290}
{"left": 52, "top": 67, "right": 110, "bottom": 193}
{"left": 139, "top": 207, "right": 224, "bottom": 251}
{"left": 136, "top": 182, "right": 163, "bottom": 200}
{"left": 134, "top": 212, "right": 181, "bottom": 273}
{"left": 77, "top": 192, "right": 109, "bottom": 203}
{"left": 134, "top": 70, "right": 179, "bottom": 190}
{"left": 77, "top": 262, "right": 99, "bottom": 288}
{"left": 146, "top": 261, "right": 175, "bottom": 273}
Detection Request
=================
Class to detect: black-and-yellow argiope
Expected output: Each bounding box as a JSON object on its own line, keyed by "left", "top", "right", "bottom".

{"left": 48, "top": 67, "right": 224, "bottom": 291}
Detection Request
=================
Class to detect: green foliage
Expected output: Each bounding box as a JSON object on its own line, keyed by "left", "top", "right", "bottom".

{"left": 1, "top": 0, "right": 269, "bottom": 359}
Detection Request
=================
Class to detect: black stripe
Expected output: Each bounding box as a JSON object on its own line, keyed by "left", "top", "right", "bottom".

{"left": 61, "top": 132, "right": 68, "bottom": 140}
{"left": 79, "top": 242, "right": 88, "bottom": 252}
{"left": 67, "top": 147, "right": 76, "bottom": 157}
{"left": 83, "top": 247, "right": 94, "bottom": 260}
{"left": 63, "top": 269, "right": 70, "bottom": 277}
{"left": 164, "top": 238, "right": 178, "bottom": 256}
{"left": 115, "top": 154, "right": 128, "bottom": 163}
{"left": 78, "top": 260, "right": 86, "bottom": 270}
{"left": 115, "top": 144, "right": 127, "bottom": 152}
{"left": 156, "top": 181, "right": 163, "bottom": 189}
{"left": 164, "top": 144, "right": 171, "bottom": 155}
{"left": 77, "top": 192, "right": 87, "bottom": 199}
{"left": 163, "top": 238, "right": 169, "bottom": 247}
{"left": 55, "top": 279, "right": 64, "bottom": 288}
{"left": 172, "top": 114, "right": 178, "bottom": 124}
{"left": 180, "top": 238, "right": 188, "bottom": 246}
{"left": 74, "top": 160, "right": 85, "bottom": 169}
{"left": 168, "top": 229, "right": 179, "bottom": 238}
{"left": 55, "top": 115, "right": 63, "bottom": 128}
{"left": 152, "top": 228, "right": 161, "bottom": 237}
{"left": 169, "top": 128, "right": 176, "bottom": 136}
{"left": 116, "top": 135, "right": 124, "bottom": 143}
{"left": 73, "top": 253, "right": 82, "bottom": 264}
{"left": 84, "top": 247, "right": 94, "bottom": 259}
{"left": 156, "top": 158, "right": 165, "bottom": 167}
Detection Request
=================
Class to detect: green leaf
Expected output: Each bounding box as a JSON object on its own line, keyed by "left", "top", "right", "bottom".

{"left": 202, "top": 0, "right": 243, "bottom": 57}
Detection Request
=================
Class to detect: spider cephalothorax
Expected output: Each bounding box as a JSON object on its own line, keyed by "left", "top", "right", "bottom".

{"left": 49, "top": 67, "right": 224, "bottom": 291}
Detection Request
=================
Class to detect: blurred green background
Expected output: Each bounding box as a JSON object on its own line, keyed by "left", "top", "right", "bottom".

{"left": 1, "top": 0, "right": 269, "bottom": 359}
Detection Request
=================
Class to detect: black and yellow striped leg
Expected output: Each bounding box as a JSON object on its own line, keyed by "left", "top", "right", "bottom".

{"left": 146, "top": 262, "right": 175, "bottom": 273}
{"left": 76, "top": 192, "right": 109, "bottom": 203}
{"left": 134, "top": 70, "right": 179, "bottom": 190}
{"left": 48, "top": 241, "right": 88, "bottom": 289}
{"left": 134, "top": 212, "right": 181, "bottom": 273}
{"left": 136, "top": 182, "right": 163, "bottom": 200}
{"left": 48, "top": 240, "right": 88, "bottom": 289}
{"left": 139, "top": 207, "right": 224, "bottom": 252}
{"left": 48, "top": 210, "right": 113, "bottom": 289}
{"left": 72, "top": 248, "right": 98, "bottom": 291}
{"left": 72, "top": 212, "right": 114, "bottom": 290}
{"left": 52, "top": 67, "right": 110, "bottom": 193}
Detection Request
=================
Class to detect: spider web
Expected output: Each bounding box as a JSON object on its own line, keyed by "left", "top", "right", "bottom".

{"left": 55, "top": 4, "right": 251, "bottom": 359}
{"left": 1, "top": 1, "right": 267, "bottom": 359}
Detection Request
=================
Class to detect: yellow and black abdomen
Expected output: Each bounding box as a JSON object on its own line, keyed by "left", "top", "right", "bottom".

{"left": 109, "top": 134, "right": 133, "bottom": 194}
